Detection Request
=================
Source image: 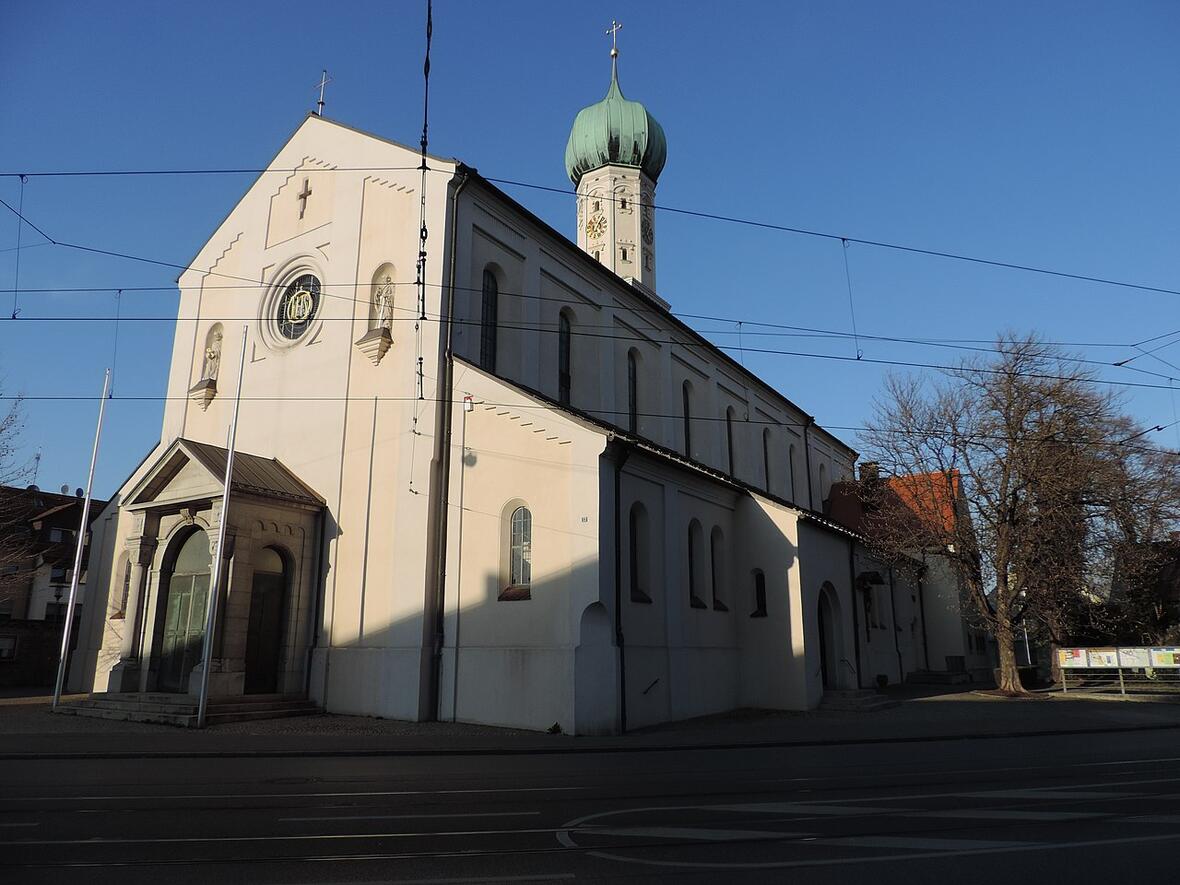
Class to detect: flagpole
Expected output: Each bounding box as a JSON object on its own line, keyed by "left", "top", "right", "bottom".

{"left": 196, "top": 325, "right": 248, "bottom": 728}
{"left": 52, "top": 368, "right": 110, "bottom": 710}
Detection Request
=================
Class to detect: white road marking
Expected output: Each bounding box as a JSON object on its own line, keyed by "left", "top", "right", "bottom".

{"left": 954, "top": 789, "right": 1133, "bottom": 800}
{"left": 280, "top": 811, "right": 541, "bottom": 822}
{"left": 2, "top": 785, "right": 584, "bottom": 803}
{"left": 913, "top": 809, "right": 1103, "bottom": 821}
{"left": 585, "top": 826, "right": 806, "bottom": 842}
{"left": 712, "top": 802, "right": 909, "bottom": 817}
{"left": 578, "top": 830, "right": 1180, "bottom": 870}
{"left": 827, "top": 835, "right": 1030, "bottom": 851}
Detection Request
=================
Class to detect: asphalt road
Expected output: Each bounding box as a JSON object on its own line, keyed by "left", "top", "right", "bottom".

{"left": 4, "top": 727, "right": 1180, "bottom": 884}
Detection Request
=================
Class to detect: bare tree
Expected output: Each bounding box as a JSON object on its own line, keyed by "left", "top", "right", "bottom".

{"left": 858, "top": 335, "right": 1180, "bottom": 694}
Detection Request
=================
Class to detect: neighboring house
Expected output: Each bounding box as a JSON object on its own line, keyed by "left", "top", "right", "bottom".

{"left": 827, "top": 466, "right": 993, "bottom": 683}
{"left": 70, "top": 46, "right": 930, "bottom": 734}
{"left": 0, "top": 484, "right": 107, "bottom": 687}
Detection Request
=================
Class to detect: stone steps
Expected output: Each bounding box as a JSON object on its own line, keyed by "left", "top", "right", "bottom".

{"left": 819, "top": 689, "right": 900, "bottom": 713}
{"left": 55, "top": 693, "right": 320, "bottom": 728}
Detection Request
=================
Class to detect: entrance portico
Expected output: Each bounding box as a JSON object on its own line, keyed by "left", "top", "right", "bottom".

{"left": 106, "top": 438, "right": 323, "bottom": 699}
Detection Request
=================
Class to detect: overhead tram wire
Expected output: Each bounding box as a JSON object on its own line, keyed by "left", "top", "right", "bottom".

{"left": 5, "top": 176, "right": 1179, "bottom": 392}
{"left": 2, "top": 165, "right": 1179, "bottom": 300}
{"left": 0, "top": 388, "right": 1171, "bottom": 455}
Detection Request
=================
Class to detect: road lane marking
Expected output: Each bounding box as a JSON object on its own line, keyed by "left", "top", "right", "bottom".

{"left": 712, "top": 802, "right": 910, "bottom": 817}
{"left": 583, "top": 826, "right": 807, "bottom": 842}
{"left": 1, "top": 785, "right": 585, "bottom": 803}
{"left": 953, "top": 789, "right": 1133, "bottom": 800}
{"left": 826, "top": 835, "right": 1030, "bottom": 851}
{"left": 280, "top": 812, "right": 541, "bottom": 822}
{"left": 913, "top": 809, "right": 1103, "bottom": 821}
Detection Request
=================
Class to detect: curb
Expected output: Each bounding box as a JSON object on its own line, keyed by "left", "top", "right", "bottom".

{"left": 2, "top": 721, "right": 1178, "bottom": 761}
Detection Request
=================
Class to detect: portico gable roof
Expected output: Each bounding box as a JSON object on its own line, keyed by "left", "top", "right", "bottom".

{"left": 124, "top": 438, "right": 324, "bottom": 511}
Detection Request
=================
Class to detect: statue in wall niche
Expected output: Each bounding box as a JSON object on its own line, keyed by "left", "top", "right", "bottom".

{"left": 201, "top": 327, "right": 224, "bottom": 381}
{"left": 373, "top": 275, "right": 394, "bottom": 331}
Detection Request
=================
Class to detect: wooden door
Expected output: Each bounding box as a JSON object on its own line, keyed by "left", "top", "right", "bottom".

{"left": 158, "top": 574, "right": 208, "bottom": 693}
{"left": 244, "top": 572, "right": 285, "bottom": 694}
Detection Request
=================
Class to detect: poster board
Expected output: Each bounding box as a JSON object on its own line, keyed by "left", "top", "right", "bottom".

{"left": 1149, "top": 648, "right": 1180, "bottom": 668}
{"left": 1086, "top": 649, "right": 1119, "bottom": 668}
{"left": 1058, "top": 648, "right": 1088, "bottom": 669}
{"left": 1118, "top": 647, "right": 1151, "bottom": 668}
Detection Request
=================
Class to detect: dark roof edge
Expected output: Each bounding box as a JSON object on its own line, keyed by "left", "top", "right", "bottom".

{"left": 454, "top": 355, "right": 863, "bottom": 544}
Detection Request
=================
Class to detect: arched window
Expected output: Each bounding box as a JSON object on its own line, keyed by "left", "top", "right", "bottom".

{"left": 819, "top": 463, "right": 828, "bottom": 506}
{"left": 480, "top": 268, "right": 498, "bottom": 372}
{"left": 629, "top": 502, "right": 651, "bottom": 604}
{"left": 726, "top": 407, "right": 736, "bottom": 476}
{"left": 751, "top": 570, "right": 768, "bottom": 618}
{"left": 112, "top": 553, "right": 130, "bottom": 619}
{"left": 506, "top": 506, "right": 532, "bottom": 594}
{"left": 558, "top": 310, "right": 572, "bottom": 405}
{"left": 710, "top": 526, "right": 728, "bottom": 612}
{"left": 626, "top": 349, "right": 639, "bottom": 433}
{"left": 687, "top": 520, "right": 706, "bottom": 609}
{"left": 763, "top": 429, "right": 772, "bottom": 493}
{"left": 682, "top": 381, "right": 693, "bottom": 457}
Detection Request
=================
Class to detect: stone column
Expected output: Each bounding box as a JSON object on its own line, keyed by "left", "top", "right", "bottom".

{"left": 108, "top": 534, "right": 157, "bottom": 693}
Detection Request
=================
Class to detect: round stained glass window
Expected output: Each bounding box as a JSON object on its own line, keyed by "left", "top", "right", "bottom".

{"left": 275, "top": 273, "right": 321, "bottom": 340}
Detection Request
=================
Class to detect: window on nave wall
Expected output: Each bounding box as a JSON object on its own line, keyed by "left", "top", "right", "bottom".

{"left": 626, "top": 349, "right": 639, "bottom": 434}
{"left": 629, "top": 502, "right": 651, "bottom": 604}
{"left": 480, "top": 267, "right": 499, "bottom": 373}
{"left": 558, "top": 310, "right": 572, "bottom": 406}
{"left": 710, "top": 526, "right": 728, "bottom": 612}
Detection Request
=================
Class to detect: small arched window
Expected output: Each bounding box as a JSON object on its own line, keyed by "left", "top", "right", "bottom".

{"left": 629, "top": 502, "right": 651, "bottom": 604}
{"left": 763, "top": 429, "right": 772, "bottom": 493}
{"left": 725, "top": 407, "right": 736, "bottom": 476}
{"left": 558, "top": 310, "right": 572, "bottom": 405}
{"left": 112, "top": 553, "right": 131, "bottom": 619}
{"left": 682, "top": 381, "right": 693, "bottom": 458}
{"left": 819, "top": 463, "right": 828, "bottom": 507}
{"left": 751, "top": 571, "right": 768, "bottom": 617}
{"left": 480, "top": 268, "right": 498, "bottom": 373}
{"left": 687, "top": 520, "right": 706, "bottom": 609}
{"left": 501, "top": 505, "right": 532, "bottom": 600}
{"left": 710, "top": 526, "right": 728, "bottom": 612}
{"left": 626, "top": 349, "right": 639, "bottom": 433}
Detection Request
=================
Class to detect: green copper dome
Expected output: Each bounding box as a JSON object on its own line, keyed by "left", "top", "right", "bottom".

{"left": 564, "top": 60, "right": 667, "bottom": 186}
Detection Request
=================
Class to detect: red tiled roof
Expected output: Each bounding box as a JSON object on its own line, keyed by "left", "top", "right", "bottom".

{"left": 827, "top": 469, "right": 960, "bottom": 539}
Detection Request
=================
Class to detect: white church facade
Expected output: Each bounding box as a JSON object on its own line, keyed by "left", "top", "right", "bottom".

{"left": 72, "top": 53, "right": 956, "bottom": 733}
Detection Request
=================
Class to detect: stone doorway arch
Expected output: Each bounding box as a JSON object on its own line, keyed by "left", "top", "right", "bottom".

{"left": 244, "top": 546, "right": 288, "bottom": 695}
{"left": 817, "top": 581, "right": 846, "bottom": 690}
{"left": 155, "top": 528, "right": 211, "bottom": 694}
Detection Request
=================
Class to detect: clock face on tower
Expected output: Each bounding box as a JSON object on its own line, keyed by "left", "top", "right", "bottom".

{"left": 585, "top": 213, "right": 607, "bottom": 240}
{"left": 276, "top": 273, "right": 321, "bottom": 340}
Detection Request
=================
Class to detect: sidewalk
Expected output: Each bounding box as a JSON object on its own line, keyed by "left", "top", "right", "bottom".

{"left": 2, "top": 686, "right": 1179, "bottom": 759}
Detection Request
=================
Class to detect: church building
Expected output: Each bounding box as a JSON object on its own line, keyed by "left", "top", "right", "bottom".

{"left": 71, "top": 44, "right": 946, "bottom": 733}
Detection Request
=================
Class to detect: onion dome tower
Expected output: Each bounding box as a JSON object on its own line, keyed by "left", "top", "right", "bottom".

{"left": 564, "top": 25, "right": 666, "bottom": 289}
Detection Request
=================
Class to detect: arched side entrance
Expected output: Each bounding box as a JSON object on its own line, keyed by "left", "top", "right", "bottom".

{"left": 817, "top": 581, "right": 845, "bottom": 690}
{"left": 156, "top": 529, "right": 211, "bottom": 694}
{"left": 244, "top": 546, "right": 288, "bottom": 695}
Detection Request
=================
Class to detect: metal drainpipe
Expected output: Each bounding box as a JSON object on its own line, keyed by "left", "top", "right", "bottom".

{"left": 918, "top": 552, "right": 930, "bottom": 670}
{"left": 847, "top": 539, "right": 862, "bottom": 689}
{"left": 304, "top": 508, "right": 327, "bottom": 700}
{"left": 888, "top": 566, "right": 904, "bottom": 683}
{"left": 803, "top": 417, "right": 815, "bottom": 511}
{"left": 611, "top": 440, "right": 631, "bottom": 734}
{"left": 422, "top": 168, "right": 471, "bottom": 721}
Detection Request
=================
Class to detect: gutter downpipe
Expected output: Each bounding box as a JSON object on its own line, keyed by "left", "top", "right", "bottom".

{"left": 611, "top": 439, "right": 631, "bottom": 734}
{"left": 803, "top": 416, "right": 815, "bottom": 511}
{"left": 888, "top": 565, "right": 904, "bottom": 683}
{"left": 304, "top": 508, "right": 327, "bottom": 700}
{"left": 918, "top": 552, "right": 930, "bottom": 670}
{"left": 847, "top": 539, "right": 862, "bottom": 689}
{"left": 422, "top": 168, "right": 471, "bottom": 721}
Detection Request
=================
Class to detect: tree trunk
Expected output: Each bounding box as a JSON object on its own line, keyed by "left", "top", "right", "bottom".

{"left": 995, "top": 625, "right": 1025, "bottom": 694}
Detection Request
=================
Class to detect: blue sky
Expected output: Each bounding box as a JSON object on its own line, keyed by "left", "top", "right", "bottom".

{"left": 2, "top": 1, "right": 1178, "bottom": 496}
